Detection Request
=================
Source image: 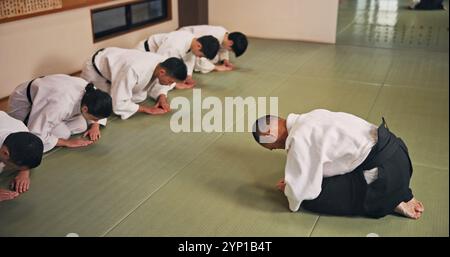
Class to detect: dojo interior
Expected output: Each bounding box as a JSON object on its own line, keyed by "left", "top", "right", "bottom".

{"left": 0, "top": 0, "right": 448, "bottom": 236}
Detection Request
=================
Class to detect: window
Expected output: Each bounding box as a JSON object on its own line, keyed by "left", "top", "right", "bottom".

{"left": 91, "top": 0, "right": 170, "bottom": 41}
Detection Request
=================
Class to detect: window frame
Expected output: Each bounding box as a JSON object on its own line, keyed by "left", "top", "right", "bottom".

{"left": 90, "top": 0, "right": 171, "bottom": 43}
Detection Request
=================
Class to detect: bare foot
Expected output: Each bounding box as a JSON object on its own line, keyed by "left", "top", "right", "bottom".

{"left": 394, "top": 198, "right": 424, "bottom": 219}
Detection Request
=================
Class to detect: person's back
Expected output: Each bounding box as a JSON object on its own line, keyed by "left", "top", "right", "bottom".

{"left": 9, "top": 75, "right": 112, "bottom": 152}
{"left": 95, "top": 47, "right": 160, "bottom": 85}
{"left": 82, "top": 46, "right": 188, "bottom": 119}
{"left": 287, "top": 109, "right": 377, "bottom": 177}
{"left": 252, "top": 109, "right": 423, "bottom": 219}
{"left": 178, "top": 25, "right": 227, "bottom": 44}
{"left": 283, "top": 109, "right": 377, "bottom": 211}
{"left": 136, "top": 31, "right": 195, "bottom": 58}
{"left": 82, "top": 47, "right": 167, "bottom": 119}
{"left": 9, "top": 74, "right": 87, "bottom": 126}
{"left": 178, "top": 25, "right": 248, "bottom": 74}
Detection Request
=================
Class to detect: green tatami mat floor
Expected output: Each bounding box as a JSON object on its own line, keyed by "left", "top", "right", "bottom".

{"left": 0, "top": 0, "right": 448, "bottom": 236}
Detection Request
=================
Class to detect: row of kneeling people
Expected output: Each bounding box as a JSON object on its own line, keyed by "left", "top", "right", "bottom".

{"left": 0, "top": 25, "right": 424, "bottom": 220}
{"left": 0, "top": 25, "right": 248, "bottom": 201}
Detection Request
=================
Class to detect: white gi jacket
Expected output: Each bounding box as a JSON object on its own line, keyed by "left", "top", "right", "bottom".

{"left": 135, "top": 31, "right": 197, "bottom": 76}
{"left": 178, "top": 25, "right": 230, "bottom": 73}
{"left": 80, "top": 47, "right": 172, "bottom": 120}
{"left": 8, "top": 74, "right": 91, "bottom": 152}
{"left": 284, "top": 109, "right": 378, "bottom": 212}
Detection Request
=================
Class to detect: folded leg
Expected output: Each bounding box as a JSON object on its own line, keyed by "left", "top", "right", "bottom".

{"left": 8, "top": 82, "right": 30, "bottom": 122}
{"left": 301, "top": 170, "right": 367, "bottom": 216}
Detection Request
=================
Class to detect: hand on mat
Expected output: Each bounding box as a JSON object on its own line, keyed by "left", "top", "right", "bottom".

{"left": 155, "top": 95, "right": 171, "bottom": 112}
{"left": 223, "top": 59, "right": 235, "bottom": 69}
{"left": 185, "top": 76, "right": 196, "bottom": 85}
{"left": 84, "top": 123, "right": 101, "bottom": 141}
{"left": 176, "top": 76, "right": 196, "bottom": 89}
{"left": 139, "top": 105, "right": 166, "bottom": 115}
{"left": 214, "top": 64, "right": 233, "bottom": 72}
{"left": 394, "top": 198, "right": 424, "bottom": 220}
{"left": 276, "top": 178, "right": 286, "bottom": 192}
{"left": 59, "top": 138, "right": 94, "bottom": 148}
{"left": 148, "top": 106, "right": 168, "bottom": 115}
{"left": 154, "top": 101, "right": 170, "bottom": 113}
{"left": 11, "top": 170, "right": 30, "bottom": 194}
{"left": 0, "top": 188, "right": 19, "bottom": 202}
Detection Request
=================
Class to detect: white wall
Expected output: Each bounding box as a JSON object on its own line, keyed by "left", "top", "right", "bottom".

{"left": 209, "top": 0, "right": 338, "bottom": 43}
{"left": 0, "top": 0, "right": 178, "bottom": 98}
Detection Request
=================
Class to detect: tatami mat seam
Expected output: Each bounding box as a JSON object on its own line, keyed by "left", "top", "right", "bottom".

{"left": 365, "top": 43, "right": 397, "bottom": 120}
{"left": 287, "top": 74, "right": 385, "bottom": 88}
{"left": 102, "top": 76, "right": 296, "bottom": 236}
{"left": 337, "top": 19, "right": 356, "bottom": 35}
{"left": 335, "top": 42, "right": 449, "bottom": 53}
{"left": 101, "top": 134, "right": 225, "bottom": 236}
{"left": 381, "top": 83, "right": 449, "bottom": 91}
{"left": 413, "top": 162, "right": 449, "bottom": 172}
{"left": 308, "top": 215, "right": 321, "bottom": 237}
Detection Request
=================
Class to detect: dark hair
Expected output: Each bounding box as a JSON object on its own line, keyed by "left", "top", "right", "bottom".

{"left": 160, "top": 57, "right": 188, "bottom": 81}
{"left": 197, "top": 35, "right": 220, "bottom": 60}
{"left": 229, "top": 32, "right": 248, "bottom": 57}
{"left": 252, "top": 115, "right": 278, "bottom": 144}
{"left": 4, "top": 132, "right": 43, "bottom": 169}
{"left": 81, "top": 83, "right": 112, "bottom": 118}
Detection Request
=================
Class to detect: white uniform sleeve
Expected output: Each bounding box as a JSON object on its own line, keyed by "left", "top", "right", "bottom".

{"left": 157, "top": 47, "right": 182, "bottom": 59}
{"left": 218, "top": 49, "right": 230, "bottom": 61}
{"left": 110, "top": 69, "right": 140, "bottom": 120}
{"left": 183, "top": 53, "right": 196, "bottom": 76}
{"left": 283, "top": 140, "right": 324, "bottom": 212}
{"left": 148, "top": 82, "right": 176, "bottom": 100}
{"left": 87, "top": 118, "right": 107, "bottom": 126}
{"left": 27, "top": 103, "right": 67, "bottom": 152}
{"left": 194, "top": 57, "right": 216, "bottom": 74}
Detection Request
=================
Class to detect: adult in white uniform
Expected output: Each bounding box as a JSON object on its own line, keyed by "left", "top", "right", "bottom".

{"left": 135, "top": 31, "right": 219, "bottom": 89}
{"left": 252, "top": 109, "right": 424, "bottom": 219}
{"left": 0, "top": 111, "right": 43, "bottom": 201}
{"left": 8, "top": 74, "right": 112, "bottom": 153}
{"left": 178, "top": 25, "right": 248, "bottom": 73}
{"left": 81, "top": 47, "right": 187, "bottom": 119}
